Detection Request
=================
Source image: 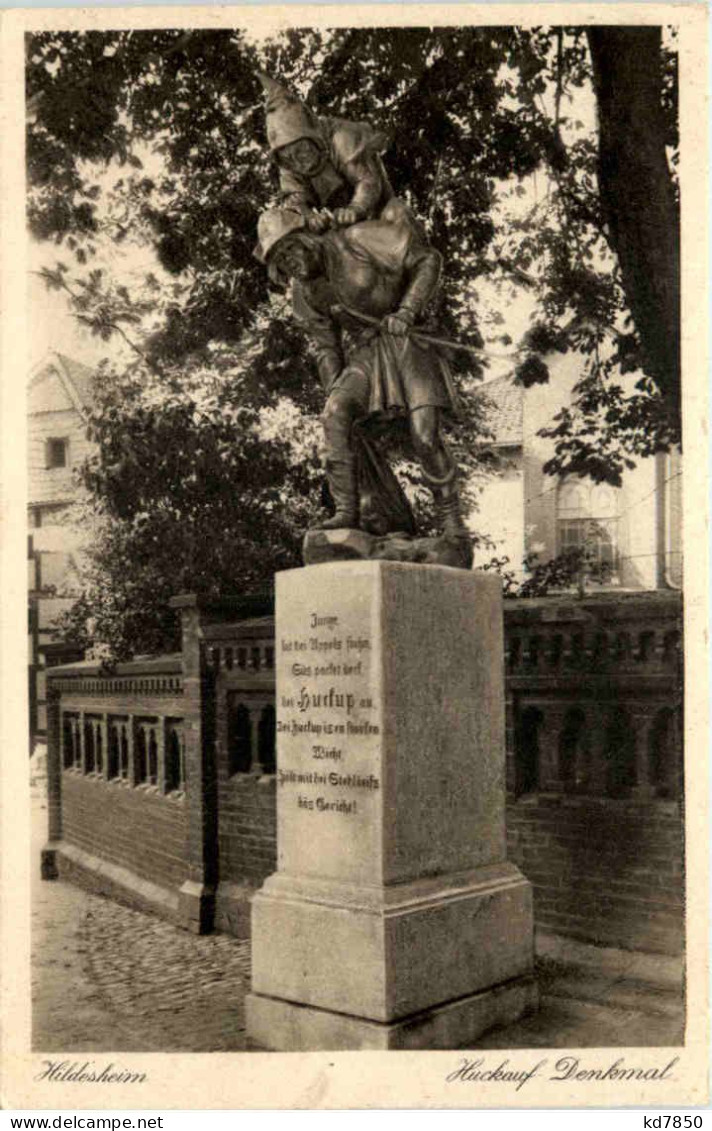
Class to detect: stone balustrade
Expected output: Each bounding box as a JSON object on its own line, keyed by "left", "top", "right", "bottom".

{"left": 204, "top": 615, "right": 276, "bottom": 779}
{"left": 49, "top": 656, "right": 186, "bottom": 795}
{"left": 503, "top": 591, "right": 683, "bottom": 954}
{"left": 44, "top": 588, "right": 684, "bottom": 954}
{"left": 503, "top": 592, "right": 683, "bottom": 802}
{"left": 43, "top": 655, "right": 191, "bottom": 925}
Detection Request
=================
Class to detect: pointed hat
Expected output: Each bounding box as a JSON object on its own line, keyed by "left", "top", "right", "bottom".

{"left": 256, "top": 71, "right": 323, "bottom": 154}
{"left": 254, "top": 207, "right": 305, "bottom": 262}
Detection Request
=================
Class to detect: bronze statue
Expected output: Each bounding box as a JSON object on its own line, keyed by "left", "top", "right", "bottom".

{"left": 254, "top": 206, "right": 471, "bottom": 565}
{"left": 258, "top": 73, "right": 417, "bottom": 236}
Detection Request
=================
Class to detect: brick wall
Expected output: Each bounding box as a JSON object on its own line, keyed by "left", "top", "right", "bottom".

{"left": 62, "top": 772, "right": 188, "bottom": 890}
{"left": 506, "top": 796, "right": 683, "bottom": 954}
{"left": 45, "top": 657, "right": 192, "bottom": 923}
{"left": 217, "top": 775, "right": 277, "bottom": 887}
{"left": 46, "top": 593, "right": 684, "bottom": 954}
{"left": 203, "top": 593, "right": 684, "bottom": 954}
{"left": 503, "top": 591, "right": 684, "bottom": 955}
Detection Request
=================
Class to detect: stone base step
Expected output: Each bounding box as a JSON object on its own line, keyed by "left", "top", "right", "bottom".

{"left": 542, "top": 972, "right": 684, "bottom": 1019}
{"left": 536, "top": 930, "right": 684, "bottom": 991}
{"left": 534, "top": 930, "right": 684, "bottom": 1022}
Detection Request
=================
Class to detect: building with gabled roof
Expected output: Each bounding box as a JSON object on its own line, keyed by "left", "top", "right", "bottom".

{"left": 28, "top": 352, "right": 95, "bottom": 746}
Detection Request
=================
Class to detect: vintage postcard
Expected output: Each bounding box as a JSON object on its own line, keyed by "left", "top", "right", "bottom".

{"left": 0, "top": 2, "right": 708, "bottom": 1112}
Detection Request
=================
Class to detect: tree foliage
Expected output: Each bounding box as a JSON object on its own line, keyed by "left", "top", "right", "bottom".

{"left": 482, "top": 546, "right": 614, "bottom": 599}
{"left": 55, "top": 344, "right": 325, "bottom": 658}
{"left": 27, "top": 26, "right": 679, "bottom": 654}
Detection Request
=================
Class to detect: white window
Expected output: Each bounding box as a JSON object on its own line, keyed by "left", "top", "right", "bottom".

{"left": 557, "top": 481, "right": 619, "bottom": 572}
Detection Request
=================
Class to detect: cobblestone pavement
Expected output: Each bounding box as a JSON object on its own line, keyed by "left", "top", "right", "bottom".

{"left": 31, "top": 761, "right": 250, "bottom": 1052}
{"left": 31, "top": 753, "right": 683, "bottom": 1052}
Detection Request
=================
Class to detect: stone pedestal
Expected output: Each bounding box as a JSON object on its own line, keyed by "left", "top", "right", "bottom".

{"left": 246, "top": 561, "right": 536, "bottom": 1050}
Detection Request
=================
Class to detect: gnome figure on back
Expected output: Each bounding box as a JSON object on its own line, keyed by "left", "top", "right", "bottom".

{"left": 258, "top": 72, "right": 412, "bottom": 234}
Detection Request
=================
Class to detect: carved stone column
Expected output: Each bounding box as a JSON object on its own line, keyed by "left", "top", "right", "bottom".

{"left": 99, "top": 715, "right": 109, "bottom": 780}
{"left": 249, "top": 705, "right": 261, "bottom": 774}
{"left": 630, "top": 703, "right": 656, "bottom": 800}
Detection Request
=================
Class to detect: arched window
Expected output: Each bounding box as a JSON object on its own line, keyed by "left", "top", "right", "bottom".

{"left": 615, "top": 632, "right": 632, "bottom": 661}
{"left": 557, "top": 480, "right": 619, "bottom": 574}
{"left": 663, "top": 630, "right": 681, "bottom": 665}
{"left": 119, "top": 726, "right": 129, "bottom": 779}
{"left": 94, "top": 723, "right": 103, "bottom": 775}
{"left": 637, "top": 631, "right": 656, "bottom": 662}
{"left": 592, "top": 632, "right": 609, "bottom": 665}
{"left": 515, "top": 706, "right": 543, "bottom": 796}
{"left": 548, "top": 635, "right": 564, "bottom": 667}
{"left": 148, "top": 730, "right": 158, "bottom": 785}
{"left": 526, "top": 636, "right": 541, "bottom": 668}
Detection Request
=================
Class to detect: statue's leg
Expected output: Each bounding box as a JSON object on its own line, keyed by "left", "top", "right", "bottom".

{"left": 318, "top": 388, "right": 362, "bottom": 530}
{"left": 410, "top": 407, "right": 469, "bottom": 538}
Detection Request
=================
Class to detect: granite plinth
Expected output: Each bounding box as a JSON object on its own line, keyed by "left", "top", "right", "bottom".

{"left": 246, "top": 975, "right": 538, "bottom": 1052}
{"left": 251, "top": 862, "right": 534, "bottom": 1021}
{"left": 247, "top": 560, "right": 536, "bottom": 1050}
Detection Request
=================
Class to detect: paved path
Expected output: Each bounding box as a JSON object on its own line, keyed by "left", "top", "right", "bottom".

{"left": 31, "top": 755, "right": 684, "bottom": 1052}
{"left": 32, "top": 764, "right": 250, "bottom": 1052}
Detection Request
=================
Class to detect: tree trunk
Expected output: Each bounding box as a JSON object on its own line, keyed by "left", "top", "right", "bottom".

{"left": 587, "top": 27, "right": 680, "bottom": 440}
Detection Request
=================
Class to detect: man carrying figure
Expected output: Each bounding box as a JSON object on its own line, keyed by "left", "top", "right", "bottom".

{"left": 254, "top": 205, "right": 470, "bottom": 547}
{"left": 258, "top": 73, "right": 420, "bottom": 238}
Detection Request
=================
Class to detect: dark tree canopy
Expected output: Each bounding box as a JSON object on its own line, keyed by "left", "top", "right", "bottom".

{"left": 27, "top": 25, "right": 680, "bottom": 656}
{"left": 587, "top": 27, "right": 680, "bottom": 433}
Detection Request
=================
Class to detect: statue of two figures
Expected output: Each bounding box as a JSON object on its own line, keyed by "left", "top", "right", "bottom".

{"left": 253, "top": 74, "right": 474, "bottom": 570}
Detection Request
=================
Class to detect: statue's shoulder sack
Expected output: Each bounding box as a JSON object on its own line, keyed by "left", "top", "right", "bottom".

{"left": 341, "top": 220, "right": 412, "bottom": 276}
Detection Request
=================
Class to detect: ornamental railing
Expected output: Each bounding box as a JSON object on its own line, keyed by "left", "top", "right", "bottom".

{"left": 52, "top": 656, "right": 186, "bottom": 795}
{"left": 503, "top": 591, "right": 683, "bottom": 800}
{"left": 44, "top": 588, "right": 683, "bottom": 944}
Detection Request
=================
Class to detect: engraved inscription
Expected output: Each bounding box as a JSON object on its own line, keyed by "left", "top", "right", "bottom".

{"left": 277, "top": 609, "right": 380, "bottom": 816}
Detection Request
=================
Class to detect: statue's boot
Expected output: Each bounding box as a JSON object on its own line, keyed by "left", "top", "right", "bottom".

{"left": 318, "top": 457, "right": 359, "bottom": 529}
{"left": 422, "top": 464, "right": 469, "bottom": 539}
{"left": 439, "top": 486, "right": 470, "bottom": 539}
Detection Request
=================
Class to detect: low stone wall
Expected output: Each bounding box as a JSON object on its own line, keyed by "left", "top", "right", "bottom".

{"left": 206, "top": 615, "right": 278, "bottom": 935}
{"left": 507, "top": 796, "right": 683, "bottom": 954}
{"left": 45, "top": 589, "right": 684, "bottom": 956}
{"left": 61, "top": 772, "right": 188, "bottom": 892}
{"left": 504, "top": 590, "right": 684, "bottom": 956}
{"left": 43, "top": 654, "right": 192, "bottom": 925}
